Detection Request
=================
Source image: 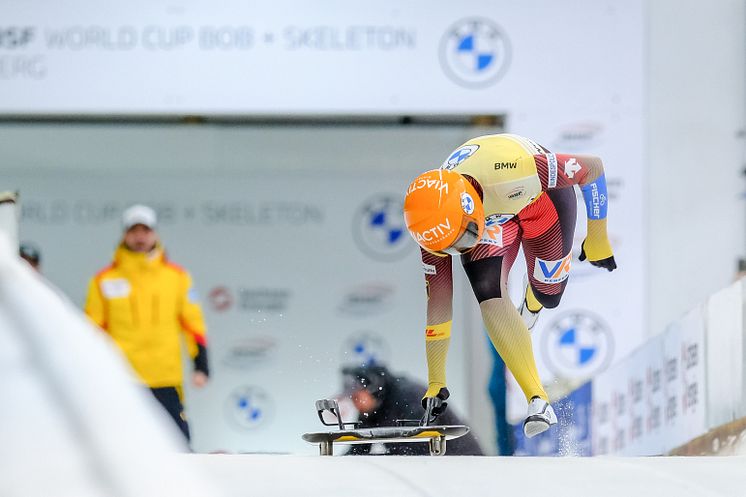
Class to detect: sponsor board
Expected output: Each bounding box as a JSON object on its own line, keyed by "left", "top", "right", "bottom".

{"left": 225, "top": 386, "right": 274, "bottom": 430}
{"left": 337, "top": 282, "right": 395, "bottom": 317}
{"left": 208, "top": 286, "right": 291, "bottom": 314}
{"left": 352, "top": 194, "right": 412, "bottom": 262}
{"left": 340, "top": 331, "right": 390, "bottom": 367}
{"left": 222, "top": 336, "right": 278, "bottom": 369}
{"left": 439, "top": 18, "right": 511, "bottom": 88}
{"left": 553, "top": 121, "right": 604, "bottom": 151}
{"left": 541, "top": 311, "right": 614, "bottom": 381}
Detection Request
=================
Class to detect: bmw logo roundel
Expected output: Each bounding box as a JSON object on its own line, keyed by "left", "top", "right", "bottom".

{"left": 352, "top": 194, "right": 413, "bottom": 262}
{"left": 541, "top": 311, "right": 614, "bottom": 380}
{"left": 442, "top": 144, "right": 479, "bottom": 170}
{"left": 439, "top": 18, "right": 511, "bottom": 88}
{"left": 461, "top": 192, "right": 475, "bottom": 214}
{"left": 225, "top": 386, "right": 273, "bottom": 430}
{"left": 341, "top": 331, "right": 390, "bottom": 367}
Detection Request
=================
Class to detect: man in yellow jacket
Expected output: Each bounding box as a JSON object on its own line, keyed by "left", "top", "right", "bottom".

{"left": 85, "top": 204, "right": 209, "bottom": 442}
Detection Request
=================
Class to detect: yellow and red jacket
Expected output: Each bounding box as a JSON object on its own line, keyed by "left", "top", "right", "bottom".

{"left": 84, "top": 244, "right": 208, "bottom": 388}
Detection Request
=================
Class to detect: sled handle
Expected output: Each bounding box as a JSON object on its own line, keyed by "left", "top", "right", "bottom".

{"left": 315, "top": 399, "right": 361, "bottom": 430}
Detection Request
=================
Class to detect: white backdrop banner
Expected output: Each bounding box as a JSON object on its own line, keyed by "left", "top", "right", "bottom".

{"left": 0, "top": 0, "right": 643, "bottom": 114}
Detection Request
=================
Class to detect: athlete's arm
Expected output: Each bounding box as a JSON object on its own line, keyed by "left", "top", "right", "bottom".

{"left": 420, "top": 248, "right": 454, "bottom": 400}
{"left": 535, "top": 153, "right": 617, "bottom": 271}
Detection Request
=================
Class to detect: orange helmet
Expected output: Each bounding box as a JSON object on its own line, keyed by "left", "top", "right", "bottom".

{"left": 403, "top": 169, "right": 484, "bottom": 255}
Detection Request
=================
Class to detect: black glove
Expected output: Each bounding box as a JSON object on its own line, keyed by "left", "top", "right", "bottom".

{"left": 421, "top": 388, "right": 450, "bottom": 426}
{"left": 579, "top": 241, "right": 617, "bottom": 272}
{"left": 421, "top": 387, "right": 450, "bottom": 415}
{"left": 193, "top": 344, "right": 210, "bottom": 376}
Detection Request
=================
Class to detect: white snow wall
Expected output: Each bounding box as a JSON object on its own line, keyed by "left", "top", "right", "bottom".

{"left": 0, "top": 232, "right": 219, "bottom": 497}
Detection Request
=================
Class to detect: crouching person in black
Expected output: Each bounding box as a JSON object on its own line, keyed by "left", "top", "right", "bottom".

{"left": 341, "top": 363, "right": 483, "bottom": 456}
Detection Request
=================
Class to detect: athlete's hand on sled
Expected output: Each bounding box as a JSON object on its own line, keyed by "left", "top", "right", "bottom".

{"left": 579, "top": 239, "right": 617, "bottom": 272}
{"left": 421, "top": 386, "right": 450, "bottom": 414}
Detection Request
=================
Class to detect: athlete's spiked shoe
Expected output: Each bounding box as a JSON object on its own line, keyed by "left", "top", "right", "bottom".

{"left": 518, "top": 297, "right": 541, "bottom": 331}
{"left": 519, "top": 274, "right": 541, "bottom": 331}
{"left": 523, "top": 397, "right": 557, "bottom": 438}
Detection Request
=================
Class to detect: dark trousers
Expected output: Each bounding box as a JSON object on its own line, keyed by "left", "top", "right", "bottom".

{"left": 150, "top": 387, "right": 191, "bottom": 442}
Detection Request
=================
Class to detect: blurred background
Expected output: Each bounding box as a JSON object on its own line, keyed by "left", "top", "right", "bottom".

{"left": 1, "top": 0, "right": 744, "bottom": 458}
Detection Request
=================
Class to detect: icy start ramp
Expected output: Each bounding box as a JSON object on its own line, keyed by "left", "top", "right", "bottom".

{"left": 187, "top": 453, "right": 746, "bottom": 497}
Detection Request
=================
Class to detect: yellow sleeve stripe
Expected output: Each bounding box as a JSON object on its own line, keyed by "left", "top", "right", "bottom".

{"left": 425, "top": 321, "right": 452, "bottom": 341}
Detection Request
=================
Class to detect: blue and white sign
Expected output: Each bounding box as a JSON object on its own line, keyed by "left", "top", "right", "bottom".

{"left": 352, "top": 194, "right": 411, "bottom": 262}
{"left": 439, "top": 18, "right": 511, "bottom": 88}
{"left": 225, "top": 386, "right": 274, "bottom": 430}
{"left": 541, "top": 311, "right": 614, "bottom": 380}
{"left": 0, "top": 0, "right": 643, "bottom": 115}
{"left": 341, "top": 331, "right": 390, "bottom": 368}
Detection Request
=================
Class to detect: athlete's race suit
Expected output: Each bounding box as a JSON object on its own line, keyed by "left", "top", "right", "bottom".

{"left": 421, "top": 133, "right": 614, "bottom": 404}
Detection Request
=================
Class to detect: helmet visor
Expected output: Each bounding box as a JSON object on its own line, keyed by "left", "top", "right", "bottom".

{"left": 441, "top": 220, "right": 480, "bottom": 256}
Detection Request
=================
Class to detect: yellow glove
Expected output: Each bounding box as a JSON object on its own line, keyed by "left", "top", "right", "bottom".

{"left": 580, "top": 219, "right": 617, "bottom": 271}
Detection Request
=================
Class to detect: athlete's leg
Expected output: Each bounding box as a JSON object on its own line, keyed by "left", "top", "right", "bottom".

{"left": 461, "top": 220, "right": 548, "bottom": 402}
{"left": 520, "top": 188, "right": 577, "bottom": 310}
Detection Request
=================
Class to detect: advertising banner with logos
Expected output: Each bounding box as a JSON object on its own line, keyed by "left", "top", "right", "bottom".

{"left": 6, "top": 171, "right": 475, "bottom": 453}
{"left": 0, "top": 0, "right": 642, "bottom": 115}
{"left": 590, "top": 307, "right": 706, "bottom": 456}
{"left": 591, "top": 334, "right": 666, "bottom": 456}
{"left": 705, "top": 281, "right": 744, "bottom": 427}
{"left": 662, "top": 308, "right": 707, "bottom": 450}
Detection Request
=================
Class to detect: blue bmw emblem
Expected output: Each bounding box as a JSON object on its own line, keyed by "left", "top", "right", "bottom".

{"left": 225, "top": 386, "right": 273, "bottom": 430}
{"left": 439, "top": 18, "right": 511, "bottom": 88}
{"left": 341, "top": 332, "right": 390, "bottom": 367}
{"left": 442, "top": 144, "right": 480, "bottom": 170}
{"left": 352, "top": 194, "right": 413, "bottom": 261}
{"left": 541, "top": 311, "right": 614, "bottom": 380}
{"left": 461, "top": 192, "right": 475, "bottom": 214}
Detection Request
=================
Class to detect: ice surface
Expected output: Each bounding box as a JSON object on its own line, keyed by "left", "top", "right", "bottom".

{"left": 188, "top": 453, "right": 746, "bottom": 497}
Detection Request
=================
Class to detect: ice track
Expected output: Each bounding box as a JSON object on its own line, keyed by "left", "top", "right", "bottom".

{"left": 188, "top": 453, "right": 746, "bottom": 497}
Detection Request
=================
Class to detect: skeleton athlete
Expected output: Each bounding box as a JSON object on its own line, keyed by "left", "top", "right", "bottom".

{"left": 403, "top": 133, "right": 616, "bottom": 437}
